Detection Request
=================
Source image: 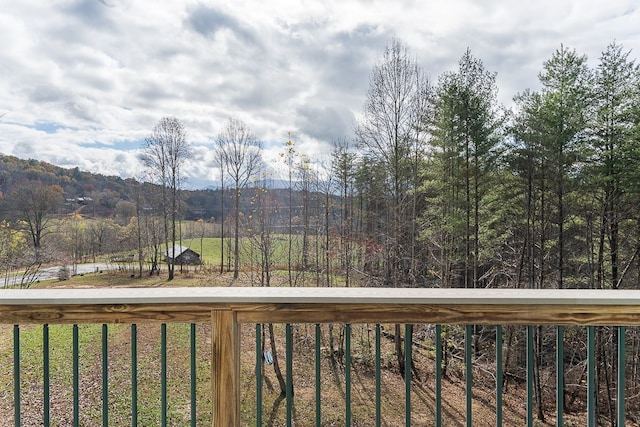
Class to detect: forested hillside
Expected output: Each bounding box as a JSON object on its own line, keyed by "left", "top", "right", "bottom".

{"left": 0, "top": 154, "right": 317, "bottom": 221}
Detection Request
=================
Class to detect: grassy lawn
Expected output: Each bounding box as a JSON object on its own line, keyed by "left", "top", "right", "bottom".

{"left": 180, "top": 234, "right": 353, "bottom": 271}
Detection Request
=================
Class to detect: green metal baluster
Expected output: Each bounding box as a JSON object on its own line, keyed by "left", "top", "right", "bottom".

{"left": 405, "top": 324, "right": 412, "bottom": 427}
{"left": 345, "top": 324, "right": 351, "bottom": 427}
{"left": 13, "top": 324, "right": 20, "bottom": 427}
{"left": 526, "top": 326, "right": 533, "bottom": 427}
{"left": 315, "top": 324, "right": 321, "bottom": 427}
{"left": 375, "top": 324, "right": 381, "bottom": 427}
{"left": 465, "top": 324, "right": 472, "bottom": 427}
{"left": 617, "top": 326, "right": 626, "bottom": 427}
{"left": 132, "top": 324, "right": 138, "bottom": 427}
{"left": 435, "top": 325, "right": 442, "bottom": 427}
{"left": 191, "top": 323, "right": 197, "bottom": 427}
{"left": 557, "top": 325, "right": 564, "bottom": 427}
{"left": 256, "top": 324, "right": 262, "bottom": 427}
{"left": 161, "top": 323, "right": 167, "bottom": 427}
{"left": 102, "top": 324, "right": 108, "bottom": 427}
{"left": 43, "top": 324, "right": 50, "bottom": 427}
{"left": 73, "top": 325, "right": 79, "bottom": 427}
{"left": 496, "top": 325, "right": 502, "bottom": 427}
{"left": 286, "top": 324, "right": 293, "bottom": 427}
{"left": 587, "top": 326, "right": 595, "bottom": 427}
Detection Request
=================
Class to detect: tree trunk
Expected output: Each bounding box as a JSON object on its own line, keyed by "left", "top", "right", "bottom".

{"left": 268, "top": 323, "right": 286, "bottom": 395}
{"left": 395, "top": 324, "right": 405, "bottom": 379}
{"left": 234, "top": 188, "right": 240, "bottom": 279}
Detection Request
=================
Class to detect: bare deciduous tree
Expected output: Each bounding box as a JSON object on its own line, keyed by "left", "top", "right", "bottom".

{"left": 215, "top": 118, "right": 263, "bottom": 279}
{"left": 139, "top": 117, "right": 191, "bottom": 281}
{"left": 331, "top": 139, "right": 356, "bottom": 287}
{"left": 9, "top": 180, "right": 63, "bottom": 262}
{"left": 356, "top": 37, "right": 431, "bottom": 287}
{"left": 356, "top": 38, "right": 430, "bottom": 378}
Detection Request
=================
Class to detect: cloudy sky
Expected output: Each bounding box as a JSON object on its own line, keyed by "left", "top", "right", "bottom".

{"left": 1, "top": 1, "right": 639, "bottom": 188}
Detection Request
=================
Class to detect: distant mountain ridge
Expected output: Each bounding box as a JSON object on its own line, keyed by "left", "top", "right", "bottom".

{"left": 0, "top": 154, "right": 328, "bottom": 222}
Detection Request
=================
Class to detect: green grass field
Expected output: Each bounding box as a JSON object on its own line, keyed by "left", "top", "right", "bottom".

{"left": 180, "top": 234, "right": 347, "bottom": 270}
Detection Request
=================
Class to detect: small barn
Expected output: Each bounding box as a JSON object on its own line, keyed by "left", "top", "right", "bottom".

{"left": 165, "top": 245, "right": 201, "bottom": 265}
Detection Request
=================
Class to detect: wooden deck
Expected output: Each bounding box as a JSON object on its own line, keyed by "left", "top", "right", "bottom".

{"left": 2, "top": 287, "right": 640, "bottom": 325}
{"left": 2, "top": 286, "right": 639, "bottom": 425}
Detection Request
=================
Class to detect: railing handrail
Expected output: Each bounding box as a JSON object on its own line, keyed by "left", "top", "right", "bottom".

{"left": 5, "top": 287, "right": 639, "bottom": 426}
{"left": 1, "top": 287, "right": 640, "bottom": 305}
{"left": 1, "top": 287, "right": 640, "bottom": 325}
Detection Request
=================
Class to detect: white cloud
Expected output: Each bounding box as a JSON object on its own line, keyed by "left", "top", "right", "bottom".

{"left": 0, "top": 0, "right": 639, "bottom": 188}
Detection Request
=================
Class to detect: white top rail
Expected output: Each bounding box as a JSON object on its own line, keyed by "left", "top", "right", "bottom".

{"left": 0, "top": 287, "right": 639, "bottom": 306}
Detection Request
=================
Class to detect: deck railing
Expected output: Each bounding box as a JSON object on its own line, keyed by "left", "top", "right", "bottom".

{"left": 1, "top": 287, "right": 639, "bottom": 426}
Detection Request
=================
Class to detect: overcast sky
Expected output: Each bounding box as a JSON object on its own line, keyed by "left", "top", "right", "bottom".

{"left": 1, "top": 1, "right": 639, "bottom": 189}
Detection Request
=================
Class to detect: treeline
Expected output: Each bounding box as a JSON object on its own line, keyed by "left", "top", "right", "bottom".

{"left": 200, "top": 40, "right": 640, "bottom": 423}
{"left": 338, "top": 39, "right": 640, "bottom": 424}
{"left": 349, "top": 40, "right": 640, "bottom": 294}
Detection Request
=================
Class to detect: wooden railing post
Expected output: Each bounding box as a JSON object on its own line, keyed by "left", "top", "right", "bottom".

{"left": 211, "top": 310, "right": 239, "bottom": 427}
